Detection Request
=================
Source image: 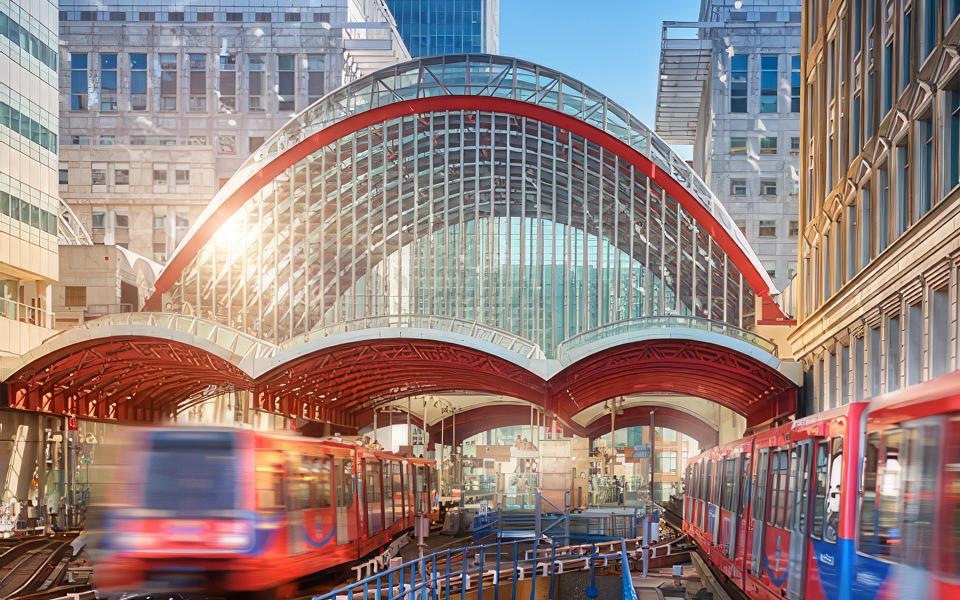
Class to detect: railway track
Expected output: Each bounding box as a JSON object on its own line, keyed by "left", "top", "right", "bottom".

{"left": 0, "top": 537, "right": 76, "bottom": 599}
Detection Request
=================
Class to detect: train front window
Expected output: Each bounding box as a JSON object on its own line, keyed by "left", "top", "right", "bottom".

{"left": 825, "top": 437, "right": 843, "bottom": 542}
{"left": 812, "top": 441, "right": 830, "bottom": 539}
{"left": 940, "top": 416, "right": 960, "bottom": 577}
{"left": 144, "top": 431, "right": 238, "bottom": 514}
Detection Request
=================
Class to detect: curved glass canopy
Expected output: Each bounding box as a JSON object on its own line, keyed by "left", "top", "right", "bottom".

{"left": 159, "top": 55, "right": 774, "bottom": 356}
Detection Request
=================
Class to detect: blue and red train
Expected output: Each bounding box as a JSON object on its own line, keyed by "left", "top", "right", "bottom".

{"left": 96, "top": 428, "right": 436, "bottom": 598}
{"left": 683, "top": 371, "right": 960, "bottom": 599}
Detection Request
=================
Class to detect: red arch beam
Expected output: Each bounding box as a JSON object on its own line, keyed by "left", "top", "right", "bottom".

{"left": 146, "top": 96, "right": 785, "bottom": 320}
{"left": 583, "top": 406, "right": 719, "bottom": 449}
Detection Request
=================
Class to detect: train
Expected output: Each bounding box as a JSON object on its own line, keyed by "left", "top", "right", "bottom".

{"left": 95, "top": 427, "right": 437, "bottom": 598}
{"left": 682, "top": 371, "right": 960, "bottom": 599}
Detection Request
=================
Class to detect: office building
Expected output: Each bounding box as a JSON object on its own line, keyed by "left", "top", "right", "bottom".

{"left": 385, "top": 0, "right": 498, "bottom": 57}
{"left": 791, "top": 0, "right": 960, "bottom": 413}
{"left": 57, "top": 0, "right": 409, "bottom": 262}
{"left": 657, "top": 0, "right": 802, "bottom": 289}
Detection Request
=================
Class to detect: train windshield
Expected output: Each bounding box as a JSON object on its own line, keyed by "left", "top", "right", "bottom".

{"left": 143, "top": 430, "right": 239, "bottom": 514}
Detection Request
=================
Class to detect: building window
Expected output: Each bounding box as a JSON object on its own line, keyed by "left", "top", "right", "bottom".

{"left": 948, "top": 86, "right": 960, "bottom": 192}
{"left": 760, "top": 136, "right": 777, "bottom": 155}
{"left": 851, "top": 93, "right": 862, "bottom": 159}
{"left": 734, "top": 219, "right": 747, "bottom": 235}
{"left": 846, "top": 204, "right": 857, "bottom": 280}
{"left": 307, "top": 55, "right": 325, "bottom": 104}
{"left": 219, "top": 54, "right": 237, "bottom": 113}
{"left": 896, "top": 143, "right": 909, "bottom": 236}
{"left": 730, "top": 54, "right": 748, "bottom": 113}
{"left": 256, "top": 12, "right": 271, "bottom": 22}
{"left": 860, "top": 187, "right": 872, "bottom": 266}
{"left": 189, "top": 53, "right": 207, "bottom": 112}
{"left": 249, "top": 136, "right": 265, "bottom": 152}
{"left": 790, "top": 136, "right": 801, "bottom": 152}
{"left": 921, "top": 0, "right": 937, "bottom": 59}
{"left": 247, "top": 54, "right": 265, "bottom": 112}
{"left": 284, "top": 12, "right": 300, "bottom": 22}
{"left": 115, "top": 213, "right": 129, "bottom": 229}
{"left": 730, "top": 179, "right": 747, "bottom": 195}
{"left": 790, "top": 55, "right": 801, "bottom": 113}
{"left": 730, "top": 136, "right": 747, "bottom": 154}
{"left": 226, "top": 12, "right": 242, "bottom": 22}
{"left": 138, "top": 12, "right": 154, "bottom": 21}
{"left": 854, "top": 335, "right": 865, "bottom": 401}
{"left": 882, "top": 41, "right": 893, "bottom": 115}
{"left": 70, "top": 53, "right": 88, "bottom": 110}
{"left": 91, "top": 167, "right": 106, "bottom": 186}
{"left": 853, "top": 0, "right": 863, "bottom": 53}
{"left": 160, "top": 53, "right": 178, "bottom": 111}
{"left": 91, "top": 210, "right": 105, "bottom": 229}
{"left": 278, "top": 54, "right": 296, "bottom": 111}
{"left": 761, "top": 179, "right": 778, "bottom": 195}
{"left": 869, "top": 325, "right": 882, "bottom": 396}
{"left": 168, "top": 12, "right": 184, "bottom": 22}
{"left": 828, "top": 39, "right": 836, "bottom": 101}
{"left": 175, "top": 169, "right": 190, "bottom": 185}
{"left": 841, "top": 344, "right": 850, "bottom": 404}
{"left": 64, "top": 286, "right": 86, "bottom": 307}
{"left": 789, "top": 220, "right": 799, "bottom": 237}
{"left": 314, "top": 12, "right": 330, "bottom": 23}
{"left": 865, "top": 69, "right": 876, "bottom": 141}
{"left": 129, "top": 53, "right": 147, "bottom": 110}
{"left": 906, "top": 302, "right": 922, "bottom": 385}
{"left": 58, "top": 168, "right": 68, "bottom": 185}
{"left": 916, "top": 116, "right": 934, "bottom": 220}
{"left": 877, "top": 164, "right": 890, "bottom": 252}
{"left": 153, "top": 213, "right": 166, "bottom": 230}
{"left": 99, "top": 54, "right": 118, "bottom": 111}
{"left": 759, "top": 220, "right": 777, "bottom": 237}
{"left": 114, "top": 168, "right": 129, "bottom": 186}
{"left": 931, "top": 287, "right": 949, "bottom": 377}
{"left": 951, "top": 0, "right": 960, "bottom": 24}
{"left": 197, "top": 11, "right": 213, "bottom": 22}
{"left": 153, "top": 167, "right": 167, "bottom": 184}
{"left": 886, "top": 314, "right": 901, "bottom": 392}
{"left": 760, "top": 55, "right": 778, "bottom": 113}
{"left": 900, "top": 11, "right": 913, "bottom": 95}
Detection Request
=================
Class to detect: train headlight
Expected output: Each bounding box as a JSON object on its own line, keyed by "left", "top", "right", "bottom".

{"left": 217, "top": 533, "right": 251, "bottom": 548}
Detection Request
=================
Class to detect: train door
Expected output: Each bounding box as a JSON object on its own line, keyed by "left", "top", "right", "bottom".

{"left": 734, "top": 452, "right": 752, "bottom": 586}
{"left": 334, "top": 457, "right": 357, "bottom": 544}
{"left": 786, "top": 440, "right": 813, "bottom": 600}
{"left": 750, "top": 447, "right": 770, "bottom": 579}
{"left": 807, "top": 437, "right": 842, "bottom": 599}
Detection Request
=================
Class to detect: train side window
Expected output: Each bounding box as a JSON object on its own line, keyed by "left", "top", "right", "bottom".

{"left": 738, "top": 454, "right": 751, "bottom": 521}
{"left": 792, "top": 443, "right": 812, "bottom": 533}
{"left": 900, "top": 423, "right": 941, "bottom": 567}
{"left": 812, "top": 441, "right": 830, "bottom": 539}
{"left": 392, "top": 462, "right": 404, "bottom": 520}
{"left": 314, "top": 456, "right": 332, "bottom": 508}
{"left": 706, "top": 460, "right": 714, "bottom": 503}
{"left": 773, "top": 449, "right": 790, "bottom": 527}
{"left": 721, "top": 458, "right": 736, "bottom": 511}
{"left": 938, "top": 416, "right": 960, "bottom": 578}
{"left": 335, "top": 458, "right": 354, "bottom": 508}
{"left": 859, "top": 430, "right": 903, "bottom": 557}
{"left": 825, "top": 437, "right": 843, "bottom": 542}
{"left": 256, "top": 460, "right": 285, "bottom": 510}
{"left": 754, "top": 448, "right": 770, "bottom": 523}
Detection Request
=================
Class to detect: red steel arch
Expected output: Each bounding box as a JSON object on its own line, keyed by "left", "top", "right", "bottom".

{"left": 582, "top": 406, "right": 719, "bottom": 449}
{"left": 146, "top": 96, "right": 786, "bottom": 321}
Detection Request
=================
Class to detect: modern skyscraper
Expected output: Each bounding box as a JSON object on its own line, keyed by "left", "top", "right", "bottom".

{"left": 657, "top": 0, "right": 802, "bottom": 290}
{"left": 0, "top": 0, "right": 60, "bottom": 353}
{"left": 793, "top": 0, "right": 960, "bottom": 414}
{"left": 385, "top": 0, "right": 499, "bottom": 57}
{"left": 57, "top": 0, "right": 409, "bottom": 263}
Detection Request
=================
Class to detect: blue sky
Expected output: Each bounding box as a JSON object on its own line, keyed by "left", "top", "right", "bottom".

{"left": 500, "top": 0, "right": 702, "bottom": 128}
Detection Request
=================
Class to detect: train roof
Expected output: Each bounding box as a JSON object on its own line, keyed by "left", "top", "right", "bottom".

{"left": 865, "top": 370, "right": 960, "bottom": 425}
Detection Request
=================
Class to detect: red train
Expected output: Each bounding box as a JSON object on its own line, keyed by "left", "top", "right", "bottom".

{"left": 683, "top": 371, "right": 960, "bottom": 600}
{"left": 96, "top": 427, "right": 436, "bottom": 598}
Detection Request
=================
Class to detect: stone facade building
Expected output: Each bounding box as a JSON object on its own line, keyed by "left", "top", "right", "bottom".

{"left": 657, "top": 0, "right": 802, "bottom": 290}
{"left": 57, "top": 0, "right": 408, "bottom": 262}
{"left": 792, "top": 0, "right": 960, "bottom": 414}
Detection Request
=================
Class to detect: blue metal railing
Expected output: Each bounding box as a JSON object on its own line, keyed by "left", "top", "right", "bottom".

{"left": 314, "top": 536, "right": 638, "bottom": 600}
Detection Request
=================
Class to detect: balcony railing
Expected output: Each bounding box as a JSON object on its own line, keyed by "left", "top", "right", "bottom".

{"left": 0, "top": 298, "right": 52, "bottom": 328}
{"left": 556, "top": 315, "right": 778, "bottom": 357}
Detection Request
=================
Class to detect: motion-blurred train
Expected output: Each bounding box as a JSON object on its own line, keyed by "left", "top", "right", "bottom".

{"left": 683, "top": 371, "right": 959, "bottom": 599}
{"left": 95, "top": 428, "right": 436, "bottom": 598}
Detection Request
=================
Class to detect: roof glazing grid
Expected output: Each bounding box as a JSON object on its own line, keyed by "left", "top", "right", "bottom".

{"left": 177, "top": 55, "right": 772, "bottom": 291}
{"left": 167, "top": 111, "right": 754, "bottom": 354}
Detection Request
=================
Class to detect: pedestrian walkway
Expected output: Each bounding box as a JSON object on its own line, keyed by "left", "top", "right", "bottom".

{"left": 632, "top": 566, "right": 708, "bottom": 599}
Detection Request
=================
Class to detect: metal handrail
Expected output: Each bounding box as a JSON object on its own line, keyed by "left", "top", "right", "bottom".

{"left": 0, "top": 298, "right": 52, "bottom": 328}
{"left": 556, "top": 315, "right": 778, "bottom": 357}
{"left": 288, "top": 313, "right": 545, "bottom": 359}
{"left": 314, "top": 536, "right": 637, "bottom": 600}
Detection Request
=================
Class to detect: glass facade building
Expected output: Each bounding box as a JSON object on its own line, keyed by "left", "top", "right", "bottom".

{"left": 155, "top": 55, "right": 778, "bottom": 357}
{"left": 385, "top": 0, "right": 499, "bottom": 57}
